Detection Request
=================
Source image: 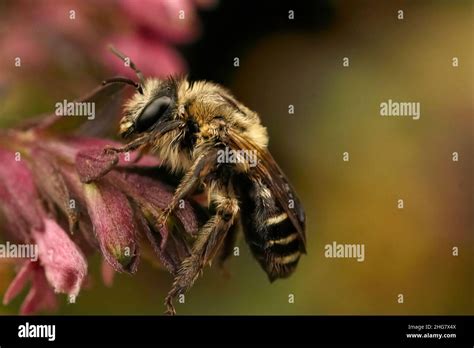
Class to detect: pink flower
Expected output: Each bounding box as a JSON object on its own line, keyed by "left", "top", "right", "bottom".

{"left": 3, "top": 261, "right": 58, "bottom": 315}
{"left": 31, "top": 218, "right": 87, "bottom": 300}
{"left": 0, "top": 148, "right": 44, "bottom": 242}
{"left": 0, "top": 0, "right": 216, "bottom": 81}
{"left": 0, "top": 125, "right": 200, "bottom": 314}
{"left": 0, "top": 0, "right": 215, "bottom": 314}
{"left": 119, "top": 0, "right": 202, "bottom": 44}
{"left": 83, "top": 179, "right": 140, "bottom": 273}
{"left": 3, "top": 216, "right": 87, "bottom": 315}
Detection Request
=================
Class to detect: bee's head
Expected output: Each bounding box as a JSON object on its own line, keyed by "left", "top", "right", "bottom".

{"left": 103, "top": 45, "right": 183, "bottom": 141}
{"left": 119, "top": 78, "right": 180, "bottom": 139}
{"left": 119, "top": 77, "right": 201, "bottom": 172}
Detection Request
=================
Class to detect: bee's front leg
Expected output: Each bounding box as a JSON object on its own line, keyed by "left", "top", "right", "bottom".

{"left": 164, "top": 188, "right": 239, "bottom": 315}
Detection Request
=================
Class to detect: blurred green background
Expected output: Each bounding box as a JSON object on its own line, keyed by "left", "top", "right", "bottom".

{"left": 0, "top": 0, "right": 472, "bottom": 315}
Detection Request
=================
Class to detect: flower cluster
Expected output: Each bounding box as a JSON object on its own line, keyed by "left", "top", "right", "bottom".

{"left": 0, "top": 0, "right": 216, "bottom": 314}
{"left": 0, "top": 126, "right": 200, "bottom": 314}
{"left": 0, "top": 0, "right": 216, "bottom": 80}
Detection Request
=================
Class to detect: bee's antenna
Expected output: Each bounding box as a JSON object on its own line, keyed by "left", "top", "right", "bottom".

{"left": 102, "top": 77, "right": 144, "bottom": 95}
{"left": 108, "top": 44, "right": 145, "bottom": 87}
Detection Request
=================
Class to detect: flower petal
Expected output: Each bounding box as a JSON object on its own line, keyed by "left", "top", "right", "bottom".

{"left": 20, "top": 263, "right": 58, "bottom": 315}
{"left": 31, "top": 218, "right": 87, "bottom": 299}
{"left": 73, "top": 138, "right": 161, "bottom": 183}
{"left": 30, "top": 147, "right": 78, "bottom": 232}
{"left": 83, "top": 180, "right": 139, "bottom": 273}
{"left": 0, "top": 148, "right": 43, "bottom": 240}
{"left": 76, "top": 148, "right": 119, "bottom": 183}
{"left": 3, "top": 261, "right": 34, "bottom": 305}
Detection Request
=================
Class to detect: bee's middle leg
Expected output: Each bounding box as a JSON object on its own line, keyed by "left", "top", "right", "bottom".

{"left": 164, "top": 192, "right": 239, "bottom": 314}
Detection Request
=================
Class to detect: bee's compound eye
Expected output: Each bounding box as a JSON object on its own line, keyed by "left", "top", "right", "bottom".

{"left": 136, "top": 96, "right": 171, "bottom": 132}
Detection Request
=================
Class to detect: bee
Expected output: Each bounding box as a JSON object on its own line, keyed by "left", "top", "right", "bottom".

{"left": 104, "top": 47, "right": 306, "bottom": 315}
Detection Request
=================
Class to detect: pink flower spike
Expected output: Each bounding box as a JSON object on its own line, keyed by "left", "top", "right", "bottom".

{"left": 31, "top": 218, "right": 88, "bottom": 300}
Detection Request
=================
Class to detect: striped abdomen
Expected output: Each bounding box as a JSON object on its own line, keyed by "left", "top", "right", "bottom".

{"left": 236, "top": 175, "right": 306, "bottom": 282}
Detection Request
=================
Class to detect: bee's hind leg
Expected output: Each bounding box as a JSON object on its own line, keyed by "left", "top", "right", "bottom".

{"left": 217, "top": 222, "right": 239, "bottom": 277}
{"left": 164, "top": 186, "right": 239, "bottom": 315}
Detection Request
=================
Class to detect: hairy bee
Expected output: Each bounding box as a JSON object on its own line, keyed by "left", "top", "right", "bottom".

{"left": 105, "top": 47, "right": 306, "bottom": 315}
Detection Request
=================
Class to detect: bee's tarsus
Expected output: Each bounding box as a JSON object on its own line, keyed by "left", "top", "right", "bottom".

{"left": 156, "top": 208, "right": 172, "bottom": 229}
{"left": 164, "top": 296, "right": 176, "bottom": 316}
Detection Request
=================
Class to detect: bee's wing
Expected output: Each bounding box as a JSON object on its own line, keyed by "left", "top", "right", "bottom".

{"left": 227, "top": 129, "right": 307, "bottom": 250}
{"left": 18, "top": 81, "right": 127, "bottom": 136}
